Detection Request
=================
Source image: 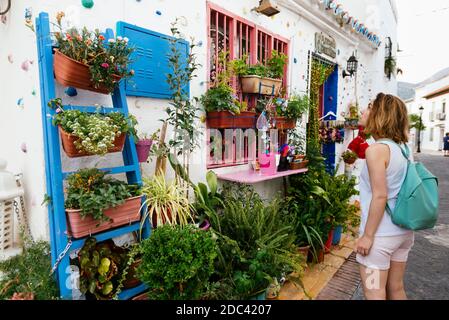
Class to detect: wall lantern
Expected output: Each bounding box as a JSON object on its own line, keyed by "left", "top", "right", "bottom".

{"left": 342, "top": 53, "right": 358, "bottom": 78}
{"left": 254, "top": 0, "right": 280, "bottom": 17}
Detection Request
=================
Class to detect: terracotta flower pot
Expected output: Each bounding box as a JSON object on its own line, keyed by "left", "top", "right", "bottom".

{"left": 343, "top": 158, "right": 357, "bottom": 165}
{"left": 289, "top": 159, "right": 309, "bottom": 170}
{"left": 274, "top": 117, "right": 296, "bottom": 130}
{"left": 297, "top": 245, "right": 310, "bottom": 260}
{"left": 307, "top": 249, "right": 325, "bottom": 264}
{"left": 122, "top": 258, "right": 142, "bottom": 289}
{"left": 206, "top": 111, "right": 256, "bottom": 129}
{"left": 135, "top": 139, "right": 153, "bottom": 163}
{"left": 66, "top": 196, "right": 142, "bottom": 238}
{"left": 240, "top": 75, "right": 282, "bottom": 95}
{"left": 53, "top": 49, "right": 121, "bottom": 94}
{"left": 59, "top": 126, "right": 126, "bottom": 158}
{"left": 151, "top": 208, "right": 173, "bottom": 228}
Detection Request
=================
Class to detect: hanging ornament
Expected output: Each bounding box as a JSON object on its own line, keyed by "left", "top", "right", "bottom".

{"left": 21, "top": 60, "right": 30, "bottom": 71}
{"left": 24, "top": 7, "right": 34, "bottom": 32}
{"left": 7, "top": 54, "right": 13, "bottom": 63}
{"left": 17, "top": 98, "right": 24, "bottom": 108}
{"left": 82, "top": 0, "right": 94, "bottom": 9}
{"left": 65, "top": 87, "right": 78, "bottom": 97}
{"left": 20, "top": 143, "right": 27, "bottom": 153}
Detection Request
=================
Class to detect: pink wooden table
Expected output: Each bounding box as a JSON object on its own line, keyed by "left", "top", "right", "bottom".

{"left": 216, "top": 168, "right": 308, "bottom": 184}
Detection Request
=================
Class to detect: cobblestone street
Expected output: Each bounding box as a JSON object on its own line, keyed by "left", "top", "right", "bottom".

{"left": 352, "top": 151, "right": 449, "bottom": 300}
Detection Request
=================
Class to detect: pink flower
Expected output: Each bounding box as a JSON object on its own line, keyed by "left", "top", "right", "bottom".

{"left": 101, "top": 63, "right": 109, "bottom": 68}
{"left": 56, "top": 108, "right": 62, "bottom": 114}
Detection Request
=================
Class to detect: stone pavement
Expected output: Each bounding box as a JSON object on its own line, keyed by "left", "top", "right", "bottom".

{"left": 352, "top": 152, "right": 449, "bottom": 300}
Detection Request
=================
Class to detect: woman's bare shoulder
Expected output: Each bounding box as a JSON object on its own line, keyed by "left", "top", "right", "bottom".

{"left": 366, "top": 143, "right": 390, "bottom": 160}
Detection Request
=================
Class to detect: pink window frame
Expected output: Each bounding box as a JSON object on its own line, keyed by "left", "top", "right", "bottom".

{"left": 206, "top": 2, "right": 290, "bottom": 169}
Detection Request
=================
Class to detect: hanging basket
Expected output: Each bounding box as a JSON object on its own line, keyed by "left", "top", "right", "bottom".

{"left": 59, "top": 126, "right": 126, "bottom": 158}
{"left": 240, "top": 75, "right": 282, "bottom": 95}
{"left": 53, "top": 49, "right": 121, "bottom": 94}
{"left": 274, "top": 117, "right": 296, "bottom": 130}
{"left": 206, "top": 111, "right": 256, "bottom": 129}
{"left": 66, "top": 196, "right": 142, "bottom": 238}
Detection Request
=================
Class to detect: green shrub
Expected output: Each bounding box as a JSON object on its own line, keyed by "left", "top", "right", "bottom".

{"left": 0, "top": 238, "right": 59, "bottom": 300}
{"left": 137, "top": 224, "right": 218, "bottom": 300}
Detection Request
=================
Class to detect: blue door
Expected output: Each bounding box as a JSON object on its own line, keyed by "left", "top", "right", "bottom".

{"left": 322, "top": 66, "right": 338, "bottom": 174}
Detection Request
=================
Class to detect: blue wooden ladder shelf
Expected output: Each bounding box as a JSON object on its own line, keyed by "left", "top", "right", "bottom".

{"left": 36, "top": 12, "right": 151, "bottom": 300}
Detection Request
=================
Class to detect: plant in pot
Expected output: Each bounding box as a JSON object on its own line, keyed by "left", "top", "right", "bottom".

{"left": 274, "top": 94, "right": 310, "bottom": 130}
{"left": 139, "top": 174, "right": 194, "bottom": 230}
{"left": 53, "top": 12, "right": 134, "bottom": 94}
{"left": 343, "top": 103, "right": 360, "bottom": 130}
{"left": 64, "top": 168, "right": 142, "bottom": 238}
{"left": 135, "top": 130, "right": 159, "bottom": 163}
{"left": 208, "top": 188, "right": 305, "bottom": 299}
{"left": 77, "top": 237, "right": 134, "bottom": 300}
{"left": 203, "top": 52, "right": 256, "bottom": 129}
{"left": 341, "top": 150, "right": 359, "bottom": 165}
{"left": 137, "top": 224, "right": 218, "bottom": 300}
{"left": 384, "top": 56, "right": 397, "bottom": 79}
{"left": 51, "top": 99, "right": 137, "bottom": 157}
{"left": 232, "top": 51, "right": 287, "bottom": 95}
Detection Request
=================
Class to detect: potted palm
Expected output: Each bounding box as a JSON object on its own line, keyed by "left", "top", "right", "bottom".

{"left": 53, "top": 12, "right": 134, "bottom": 94}
{"left": 64, "top": 168, "right": 142, "bottom": 238}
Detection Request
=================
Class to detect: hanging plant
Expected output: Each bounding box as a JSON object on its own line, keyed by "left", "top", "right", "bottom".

{"left": 306, "top": 60, "right": 335, "bottom": 157}
{"left": 384, "top": 56, "right": 396, "bottom": 79}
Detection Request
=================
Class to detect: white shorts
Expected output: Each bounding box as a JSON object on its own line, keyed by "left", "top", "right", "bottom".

{"left": 356, "top": 233, "right": 414, "bottom": 270}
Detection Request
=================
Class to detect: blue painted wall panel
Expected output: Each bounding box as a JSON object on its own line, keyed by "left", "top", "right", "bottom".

{"left": 117, "top": 22, "right": 189, "bottom": 99}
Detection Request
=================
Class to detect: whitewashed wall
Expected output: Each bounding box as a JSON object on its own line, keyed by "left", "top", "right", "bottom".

{"left": 0, "top": 0, "right": 397, "bottom": 241}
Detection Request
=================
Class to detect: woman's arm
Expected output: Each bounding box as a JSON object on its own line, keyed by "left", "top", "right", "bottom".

{"left": 356, "top": 143, "right": 390, "bottom": 256}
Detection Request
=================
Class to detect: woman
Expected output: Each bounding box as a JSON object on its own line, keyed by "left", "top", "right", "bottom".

{"left": 443, "top": 133, "right": 449, "bottom": 157}
{"left": 356, "top": 93, "right": 414, "bottom": 300}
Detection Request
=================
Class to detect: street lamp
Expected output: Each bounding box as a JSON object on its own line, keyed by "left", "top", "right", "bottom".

{"left": 417, "top": 106, "right": 424, "bottom": 153}
{"left": 342, "top": 53, "right": 358, "bottom": 78}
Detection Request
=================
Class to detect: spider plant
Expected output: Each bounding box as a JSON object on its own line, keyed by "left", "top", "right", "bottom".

{"left": 139, "top": 174, "right": 195, "bottom": 233}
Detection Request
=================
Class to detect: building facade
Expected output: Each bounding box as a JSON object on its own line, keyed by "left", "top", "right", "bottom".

{"left": 0, "top": 0, "right": 398, "bottom": 241}
{"left": 405, "top": 69, "right": 449, "bottom": 152}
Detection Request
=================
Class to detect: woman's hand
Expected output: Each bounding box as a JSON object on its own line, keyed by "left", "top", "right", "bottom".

{"left": 356, "top": 235, "right": 374, "bottom": 256}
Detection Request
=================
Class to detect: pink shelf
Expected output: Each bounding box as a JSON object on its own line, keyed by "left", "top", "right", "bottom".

{"left": 216, "top": 168, "right": 308, "bottom": 184}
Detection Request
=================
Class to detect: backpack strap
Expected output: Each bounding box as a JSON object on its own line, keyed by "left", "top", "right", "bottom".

{"left": 375, "top": 139, "right": 410, "bottom": 217}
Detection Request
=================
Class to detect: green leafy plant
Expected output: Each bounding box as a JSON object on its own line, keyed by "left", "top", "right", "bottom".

{"left": 307, "top": 60, "right": 335, "bottom": 157}
{"left": 52, "top": 103, "right": 137, "bottom": 156}
{"left": 54, "top": 12, "right": 134, "bottom": 92}
{"left": 384, "top": 56, "right": 396, "bottom": 79}
{"left": 165, "top": 18, "right": 202, "bottom": 164}
{"left": 139, "top": 174, "right": 194, "bottom": 230}
{"left": 341, "top": 150, "right": 358, "bottom": 163}
{"left": 0, "top": 236, "right": 59, "bottom": 300}
{"left": 77, "top": 238, "right": 134, "bottom": 300}
{"left": 409, "top": 114, "right": 426, "bottom": 131}
{"left": 137, "top": 224, "right": 218, "bottom": 300}
{"left": 208, "top": 189, "right": 305, "bottom": 299}
{"left": 65, "top": 168, "right": 140, "bottom": 222}
{"left": 201, "top": 84, "right": 240, "bottom": 114}
{"left": 275, "top": 94, "right": 310, "bottom": 120}
{"left": 266, "top": 50, "right": 288, "bottom": 79}
{"left": 288, "top": 126, "right": 307, "bottom": 155}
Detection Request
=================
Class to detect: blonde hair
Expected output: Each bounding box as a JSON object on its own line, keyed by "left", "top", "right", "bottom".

{"left": 365, "top": 93, "right": 409, "bottom": 144}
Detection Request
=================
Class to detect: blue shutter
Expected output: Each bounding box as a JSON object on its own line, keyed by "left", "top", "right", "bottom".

{"left": 117, "top": 22, "right": 189, "bottom": 99}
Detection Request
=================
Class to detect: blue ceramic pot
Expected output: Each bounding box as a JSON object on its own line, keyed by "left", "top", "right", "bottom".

{"left": 332, "top": 225, "right": 343, "bottom": 245}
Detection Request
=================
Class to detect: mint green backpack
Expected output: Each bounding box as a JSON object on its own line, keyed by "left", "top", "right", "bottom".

{"left": 379, "top": 139, "right": 439, "bottom": 231}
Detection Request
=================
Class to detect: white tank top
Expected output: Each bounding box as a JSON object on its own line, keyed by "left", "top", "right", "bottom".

{"left": 359, "top": 140, "right": 413, "bottom": 237}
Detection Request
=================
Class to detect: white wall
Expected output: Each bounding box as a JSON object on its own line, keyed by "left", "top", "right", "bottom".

{"left": 0, "top": 0, "right": 397, "bottom": 241}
